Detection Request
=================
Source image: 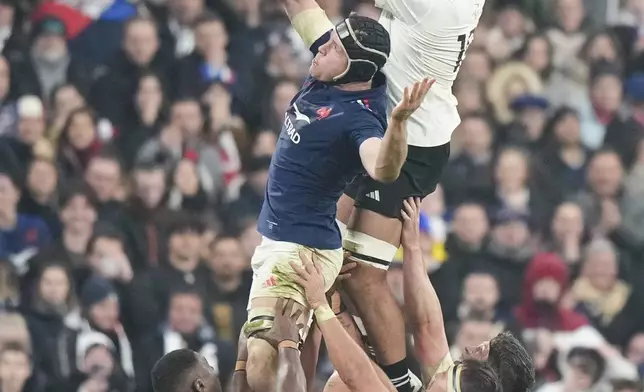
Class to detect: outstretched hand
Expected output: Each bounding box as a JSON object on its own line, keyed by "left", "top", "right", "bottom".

{"left": 400, "top": 197, "right": 421, "bottom": 250}
{"left": 290, "top": 252, "right": 328, "bottom": 310}
{"left": 391, "top": 78, "right": 435, "bottom": 122}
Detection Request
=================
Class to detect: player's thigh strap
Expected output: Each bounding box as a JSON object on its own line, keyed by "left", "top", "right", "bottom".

{"left": 343, "top": 229, "right": 398, "bottom": 270}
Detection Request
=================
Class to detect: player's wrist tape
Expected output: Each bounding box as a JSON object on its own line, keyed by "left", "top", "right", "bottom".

{"left": 235, "top": 360, "right": 246, "bottom": 372}
{"left": 278, "top": 340, "right": 300, "bottom": 351}
{"left": 314, "top": 304, "right": 336, "bottom": 323}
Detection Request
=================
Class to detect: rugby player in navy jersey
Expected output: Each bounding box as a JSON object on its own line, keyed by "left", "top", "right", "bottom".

{"left": 239, "top": 0, "right": 433, "bottom": 391}
{"left": 289, "top": 0, "right": 487, "bottom": 389}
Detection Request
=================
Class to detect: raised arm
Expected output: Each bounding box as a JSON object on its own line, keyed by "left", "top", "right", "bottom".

{"left": 280, "top": 0, "right": 334, "bottom": 50}
{"left": 290, "top": 255, "right": 389, "bottom": 392}
{"left": 400, "top": 198, "right": 451, "bottom": 382}
{"left": 359, "top": 78, "right": 434, "bottom": 183}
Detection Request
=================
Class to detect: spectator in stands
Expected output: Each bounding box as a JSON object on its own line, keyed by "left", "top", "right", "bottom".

{"left": 458, "top": 272, "right": 518, "bottom": 332}
{"left": 542, "top": 201, "right": 586, "bottom": 267}
{"left": 25, "top": 263, "right": 79, "bottom": 383}
{"left": 168, "top": 157, "right": 210, "bottom": 213}
{"left": 483, "top": 209, "right": 536, "bottom": 306}
{"left": 578, "top": 65, "right": 643, "bottom": 165}
{"left": 58, "top": 107, "right": 104, "bottom": 180}
{"left": 501, "top": 94, "right": 549, "bottom": 149}
{"left": 86, "top": 227, "right": 133, "bottom": 288}
{"left": 443, "top": 203, "right": 490, "bottom": 281}
{"left": 18, "top": 159, "right": 59, "bottom": 235}
{"left": 51, "top": 331, "right": 132, "bottom": 392}
{"left": 450, "top": 318, "right": 497, "bottom": 360}
{"left": 93, "top": 17, "right": 171, "bottom": 126}
{"left": 127, "top": 214, "right": 209, "bottom": 336}
{"left": 0, "top": 312, "right": 31, "bottom": 354}
{"left": 135, "top": 289, "right": 234, "bottom": 392}
{"left": 164, "top": 0, "right": 207, "bottom": 57}
{"left": 536, "top": 107, "right": 590, "bottom": 201}
{"left": 84, "top": 151, "right": 125, "bottom": 220}
{"left": 26, "top": 182, "right": 97, "bottom": 297}
{"left": 262, "top": 79, "right": 298, "bottom": 132}
{"left": 0, "top": 167, "right": 50, "bottom": 267}
{"left": 77, "top": 276, "right": 134, "bottom": 381}
{"left": 0, "top": 1, "right": 25, "bottom": 61}
{"left": 570, "top": 238, "right": 643, "bottom": 348}
{"left": 514, "top": 253, "right": 587, "bottom": 332}
{"left": 47, "top": 83, "right": 86, "bottom": 143}
{"left": 442, "top": 114, "right": 495, "bottom": 208}
{"left": 120, "top": 163, "right": 171, "bottom": 271}
{"left": 576, "top": 150, "right": 644, "bottom": 268}
{"left": 205, "top": 235, "right": 250, "bottom": 343}
{"left": 493, "top": 147, "right": 552, "bottom": 229}
{"left": 3, "top": 96, "right": 46, "bottom": 174}
{"left": 14, "top": 17, "right": 91, "bottom": 101}
{"left": 175, "top": 13, "right": 240, "bottom": 101}
{"left": 226, "top": 155, "right": 269, "bottom": 222}
{"left": 0, "top": 342, "right": 39, "bottom": 392}
{"left": 116, "top": 73, "right": 168, "bottom": 169}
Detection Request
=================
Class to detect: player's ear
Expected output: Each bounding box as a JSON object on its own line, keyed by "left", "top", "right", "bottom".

{"left": 192, "top": 378, "right": 205, "bottom": 392}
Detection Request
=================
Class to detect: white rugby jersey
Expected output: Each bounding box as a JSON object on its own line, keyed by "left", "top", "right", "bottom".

{"left": 375, "top": 0, "right": 485, "bottom": 147}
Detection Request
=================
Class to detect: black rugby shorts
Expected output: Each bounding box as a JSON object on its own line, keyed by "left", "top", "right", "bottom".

{"left": 344, "top": 143, "right": 450, "bottom": 218}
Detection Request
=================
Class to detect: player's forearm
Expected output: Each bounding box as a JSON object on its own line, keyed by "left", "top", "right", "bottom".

{"left": 316, "top": 308, "right": 387, "bottom": 392}
{"left": 301, "top": 322, "right": 322, "bottom": 391}
{"left": 402, "top": 246, "right": 443, "bottom": 332}
{"left": 284, "top": 0, "right": 334, "bottom": 48}
{"left": 374, "top": 118, "right": 408, "bottom": 183}
{"left": 276, "top": 348, "right": 307, "bottom": 392}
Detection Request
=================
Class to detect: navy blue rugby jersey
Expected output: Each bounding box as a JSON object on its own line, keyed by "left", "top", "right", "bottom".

{"left": 257, "top": 33, "right": 388, "bottom": 250}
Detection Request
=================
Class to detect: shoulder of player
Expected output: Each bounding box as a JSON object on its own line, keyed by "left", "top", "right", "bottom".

{"left": 342, "top": 101, "right": 386, "bottom": 130}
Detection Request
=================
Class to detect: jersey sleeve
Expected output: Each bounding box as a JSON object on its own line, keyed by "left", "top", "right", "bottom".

{"left": 348, "top": 111, "right": 385, "bottom": 149}
{"left": 291, "top": 7, "right": 335, "bottom": 54}
{"left": 375, "top": 0, "right": 433, "bottom": 25}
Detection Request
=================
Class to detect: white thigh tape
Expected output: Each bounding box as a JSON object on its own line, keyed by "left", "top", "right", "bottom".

{"left": 336, "top": 219, "right": 348, "bottom": 239}
{"left": 342, "top": 229, "right": 398, "bottom": 270}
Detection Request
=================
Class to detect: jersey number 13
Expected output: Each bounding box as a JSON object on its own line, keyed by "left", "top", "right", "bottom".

{"left": 453, "top": 29, "right": 475, "bottom": 73}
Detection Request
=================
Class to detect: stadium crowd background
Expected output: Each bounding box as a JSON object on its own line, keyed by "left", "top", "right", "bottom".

{"left": 0, "top": 0, "right": 644, "bottom": 391}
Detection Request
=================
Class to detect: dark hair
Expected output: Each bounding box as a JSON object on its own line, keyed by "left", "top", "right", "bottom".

{"left": 209, "top": 235, "right": 241, "bottom": 252}
{"left": 542, "top": 106, "right": 579, "bottom": 147}
{"left": 488, "top": 332, "right": 535, "bottom": 392}
{"left": 151, "top": 349, "right": 200, "bottom": 392}
{"left": 460, "top": 359, "right": 502, "bottom": 392}
{"left": 59, "top": 181, "right": 99, "bottom": 212}
{"left": 87, "top": 224, "right": 124, "bottom": 254}
{"left": 567, "top": 347, "right": 606, "bottom": 384}
{"left": 88, "top": 148, "right": 124, "bottom": 173}
{"left": 514, "top": 33, "right": 554, "bottom": 79}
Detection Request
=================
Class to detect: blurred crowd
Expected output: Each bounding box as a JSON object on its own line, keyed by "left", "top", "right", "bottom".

{"left": 0, "top": 0, "right": 643, "bottom": 392}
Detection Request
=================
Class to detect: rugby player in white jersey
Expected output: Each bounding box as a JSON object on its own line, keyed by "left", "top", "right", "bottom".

{"left": 332, "top": 1, "right": 488, "bottom": 390}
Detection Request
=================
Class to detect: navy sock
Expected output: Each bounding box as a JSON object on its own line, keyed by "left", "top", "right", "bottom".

{"left": 381, "top": 359, "right": 413, "bottom": 392}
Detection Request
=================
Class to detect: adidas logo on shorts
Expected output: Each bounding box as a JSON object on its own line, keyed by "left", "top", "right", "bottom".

{"left": 364, "top": 190, "right": 380, "bottom": 201}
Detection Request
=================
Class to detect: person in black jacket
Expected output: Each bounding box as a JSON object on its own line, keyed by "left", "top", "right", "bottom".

{"left": 135, "top": 288, "right": 234, "bottom": 392}
{"left": 11, "top": 17, "right": 92, "bottom": 103}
